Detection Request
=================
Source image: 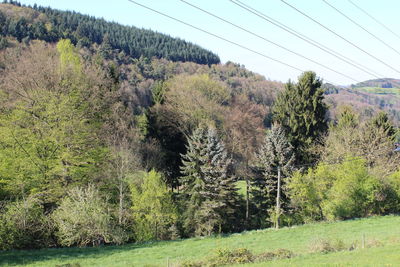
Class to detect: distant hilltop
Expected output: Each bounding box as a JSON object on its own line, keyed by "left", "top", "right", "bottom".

{"left": 352, "top": 78, "right": 400, "bottom": 89}
{"left": 0, "top": 1, "right": 220, "bottom": 65}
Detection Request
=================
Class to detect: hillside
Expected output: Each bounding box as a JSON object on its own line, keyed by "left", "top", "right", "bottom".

{"left": 353, "top": 78, "right": 400, "bottom": 89}
{"left": 1, "top": 215, "right": 400, "bottom": 266}
{"left": 2, "top": 1, "right": 400, "bottom": 263}
{"left": 323, "top": 83, "right": 400, "bottom": 124}
{"left": 0, "top": 1, "right": 220, "bottom": 64}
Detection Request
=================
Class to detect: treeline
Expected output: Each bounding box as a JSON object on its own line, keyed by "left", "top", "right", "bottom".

{"left": 323, "top": 83, "right": 400, "bottom": 124}
{"left": 1, "top": 21, "right": 400, "bottom": 250}
{"left": 0, "top": 1, "right": 220, "bottom": 64}
{"left": 0, "top": 38, "right": 280, "bottom": 249}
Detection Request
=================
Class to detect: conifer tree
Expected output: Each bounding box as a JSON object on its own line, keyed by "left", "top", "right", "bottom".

{"left": 253, "top": 124, "right": 295, "bottom": 227}
{"left": 180, "top": 125, "right": 238, "bottom": 236}
{"left": 272, "top": 71, "right": 328, "bottom": 163}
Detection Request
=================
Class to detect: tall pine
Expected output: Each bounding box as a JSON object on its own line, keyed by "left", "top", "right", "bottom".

{"left": 272, "top": 71, "right": 327, "bottom": 164}
{"left": 252, "top": 124, "right": 295, "bottom": 228}
{"left": 180, "top": 125, "right": 238, "bottom": 236}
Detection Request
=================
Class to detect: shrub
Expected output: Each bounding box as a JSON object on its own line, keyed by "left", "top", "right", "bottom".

{"left": 210, "top": 248, "right": 254, "bottom": 265}
{"left": 52, "top": 185, "right": 127, "bottom": 247}
{"left": 0, "top": 197, "right": 53, "bottom": 250}
{"left": 179, "top": 248, "right": 254, "bottom": 267}
{"left": 257, "top": 248, "right": 294, "bottom": 261}
{"left": 55, "top": 264, "right": 81, "bottom": 267}
{"left": 308, "top": 237, "right": 347, "bottom": 253}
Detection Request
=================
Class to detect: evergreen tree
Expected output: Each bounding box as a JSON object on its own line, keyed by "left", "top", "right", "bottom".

{"left": 367, "top": 111, "right": 396, "bottom": 140}
{"left": 272, "top": 71, "right": 328, "bottom": 164}
{"left": 253, "top": 124, "right": 295, "bottom": 228}
{"left": 180, "top": 126, "right": 238, "bottom": 236}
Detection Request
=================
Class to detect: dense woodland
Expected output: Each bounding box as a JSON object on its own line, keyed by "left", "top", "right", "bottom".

{"left": 0, "top": 1, "right": 220, "bottom": 64}
{"left": 1, "top": 2, "right": 400, "bottom": 250}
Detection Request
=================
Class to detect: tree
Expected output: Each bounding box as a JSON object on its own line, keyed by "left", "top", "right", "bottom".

{"left": 287, "top": 159, "right": 396, "bottom": 222}
{"left": 180, "top": 125, "right": 238, "bottom": 236}
{"left": 0, "top": 197, "right": 52, "bottom": 250}
{"left": 272, "top": 71, "right": 328, "bottom": 163}
{"left": 52, "top": 185, "right": 125, "bottom": 247}
{"left": 130, "top": 170, "right": 177, "bottom": 242}
{"left": 223, "top": 95, "right": 266, "bottom": 227}
{"left": 323, "top": 108, "right": 400, "bottom": 178}
{"left": 253, "top": 124, "right": 295, "bottom": 228}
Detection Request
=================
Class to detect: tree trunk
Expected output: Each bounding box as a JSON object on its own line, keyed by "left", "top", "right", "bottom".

{"left": 246, "top": 177, "right": 250, "bottom": 225}
{"left": 276, "top": 166, "right": 281, "bottom": 229}
{"left": 118, "top": 180, "right": 123, "bottom": 225}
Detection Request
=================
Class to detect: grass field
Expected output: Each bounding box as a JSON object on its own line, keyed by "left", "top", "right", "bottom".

{"left": 352, "top": 86, "right": 400, "bottom": 95}
{"left": 1, "top": 215, "right": 400, "bottom": 267}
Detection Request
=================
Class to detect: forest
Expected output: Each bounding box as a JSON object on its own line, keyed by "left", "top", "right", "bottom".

{"left": 1, "top": 1, "right": 400, "bottom": 251}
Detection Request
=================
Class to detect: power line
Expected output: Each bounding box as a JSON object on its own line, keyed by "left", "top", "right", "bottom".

{"left": 179, "top": 0, "right": 358, "bottom": 83}
{"left": 126, "top": 0, "right": 303, "bottom": 73}
{"left": 322, "top": 0, "right": 400, "bottom": 58}
{"left": 280, "top": 0, "right": 400, "bottom": 75}
{"left": 229, "top": 0, "right": 383, "bottom": 79}
{"left": 348, "top": 0, "right": 400, "bottom": 41}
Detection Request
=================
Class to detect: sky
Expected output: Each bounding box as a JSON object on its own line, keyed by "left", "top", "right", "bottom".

{"left": 16, "top": 0, "right": 400, "bottom": 85}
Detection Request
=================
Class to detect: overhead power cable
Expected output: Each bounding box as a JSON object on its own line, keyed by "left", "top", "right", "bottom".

{"left": 126, "top": 0, "right": 303, "bottom": 73}
{"left": 348, "top": 0, "right": 400, "bottom": 41}
{"left": 322, "top": 0, "right": 400, "bottom": 58}
{"left": 179, "top": 0, "right": 358, "bottom": 82}
{"left": 229, "top": 0, "right": 383, "bottom": 79}
{"left": 280, "top": 0, "right": 400, "bottom": 75}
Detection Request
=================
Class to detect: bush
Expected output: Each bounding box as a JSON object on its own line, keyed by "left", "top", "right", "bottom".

{"left": 257, "top": 248, "right": 294, "bottom": 261}
{"left": 179, "top": 248, "right": 254, "bottom": 267}
{"left": 308, "top": 237, "right": 347, "bottom": 254}
{"left": 52, "top": 185, "right": 127, "bottom": 247}
{"left": 211, "top": 248, "right": 254, "bottom": 265}
{"left": 288, "top": 159, "right": 397, "bottom": 222}
{"left": 0, "top": 197, "right": 53, "bottom": 250}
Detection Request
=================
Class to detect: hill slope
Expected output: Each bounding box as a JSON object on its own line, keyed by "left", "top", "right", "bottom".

{"left": 1, "top": 215, "right": 400, "bottom": 266}
{"left": 353, "top": 78, "right": 400, "bottom": 89}
{"left": 0, "top": 1, "right": 220, "bottom": 64}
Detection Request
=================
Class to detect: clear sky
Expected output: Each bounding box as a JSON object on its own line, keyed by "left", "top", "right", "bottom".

{"left": 16, "top": 0, "right": 400, "bottom": 85}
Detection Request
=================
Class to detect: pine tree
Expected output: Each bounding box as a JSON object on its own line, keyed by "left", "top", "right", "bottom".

{"left": 253, "top": 124, "right": 295, "bottom": 228}
{"left": 272, "top": 71, "right": 328, "bottom": 164}
{"left": 180, "top": 126, "right": 238, "bottom": 236}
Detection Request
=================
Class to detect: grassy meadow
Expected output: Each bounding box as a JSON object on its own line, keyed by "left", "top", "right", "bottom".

{"left": 352, "top": 86, "right": 400, "bottom": 95}
{"left": 1, "top": 215, "right": 400, "bottom": 267}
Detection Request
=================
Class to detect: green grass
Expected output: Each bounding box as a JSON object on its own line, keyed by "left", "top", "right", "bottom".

{"left": 235, "top": 180, "right": 247, "bottom": 197}
{"left": 1, "top": 215, "right": 400, "bottom": 267}
{"left": 352, "top": 86, "right": 400, "bottom": 95}
{"left": 240, "top": 243, "right": 400, "bottom": 266}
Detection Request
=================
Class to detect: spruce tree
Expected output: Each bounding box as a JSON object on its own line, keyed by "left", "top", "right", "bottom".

{"left": 272, "top": 71, "right": 328, "bottom": 164}
{"left": 180, "top": 126, "right": 238, "bottom": 236}
{"left": 253, "top": 124, "right": 295, "bottom": 227}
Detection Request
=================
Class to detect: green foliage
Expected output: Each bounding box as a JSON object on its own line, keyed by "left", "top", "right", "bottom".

{"left": 335, "top": 105, "right": 359, "bottom": 129}
{"left": 367, "top": 111, "right": 397, "bottom": 140}
{"left": 0, "top": 90, "right": 106, "bottom": 203}
{"left": 181, "top": 248, "right": 254, "bottom": 267}
{"left": 288, "top": 159, "right": 399, "bottom": 222}
{"left": 0, "top": 197, "right": 52, "bottom": 250}
{"left": 273, "top": 71, "right": 328, "bottom": 163}
{"left": 252, "top": 124, "right": 295, "bottom": 227}
{"left": 130, "top": 170, "right": 177, "bottom": 242}
{"left": 52, "top": 185, "right": 125, "bottom": 247}
{"left": 2, "top": 215, "right": 400, "bottom": 266}
{"left": 0, "top": 2, "right": 220, "bottom": 65}
{"left": 181, "top": 126, "right": 238, "bottom": 236}
{"left": 57, "top": 39, "right": 81, "bottom": 74}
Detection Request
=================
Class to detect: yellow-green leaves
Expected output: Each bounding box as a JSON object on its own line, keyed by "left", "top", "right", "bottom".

{"left": 56, "top": 39, "right": 81, "bottom": 75}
